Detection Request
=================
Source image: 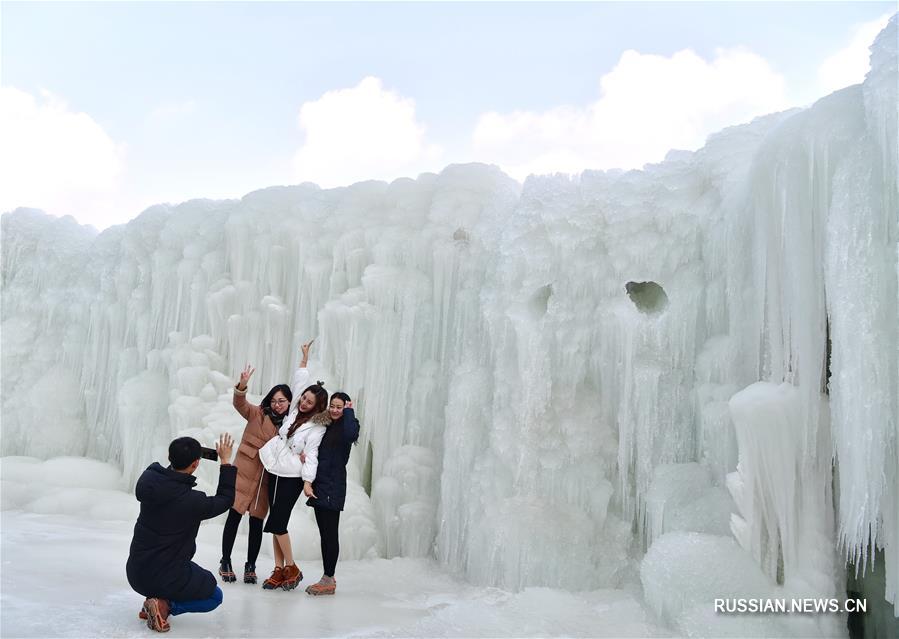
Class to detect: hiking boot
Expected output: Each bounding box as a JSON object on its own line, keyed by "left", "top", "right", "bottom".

{"left": 262, "top": 566, "right": 284, "bottom": 590}
{"left": 141, "top": 598, "right": 171, "bottom": 633}
{"left": 305, "top": 576, "right": 336, "bottom": 596}
{"left": 243, "top": 562, "right": 257, "bottom": 584}
{"left": 280, "top": 563, "right": 303, "bottom": 591}
{"left": 218, "top": 559, "right": 236, "bottom": 583}
{"left": 137, "top": 606, "right": 169, "bottom": 621}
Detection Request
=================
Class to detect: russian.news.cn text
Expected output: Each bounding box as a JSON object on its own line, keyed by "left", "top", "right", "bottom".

{"left": 714, "top": 598, "right": 866, "bottom": 614}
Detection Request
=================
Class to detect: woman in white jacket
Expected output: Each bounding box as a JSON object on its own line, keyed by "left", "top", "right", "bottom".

{"left": 258, "top": 371, "right": 328, "bottom": 591}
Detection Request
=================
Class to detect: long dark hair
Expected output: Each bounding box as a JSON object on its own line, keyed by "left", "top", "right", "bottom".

{"left": 261, "top": 384, "right": 292, "bottom": 417}
{"left": 326, "top": 391, "right": 358, "bottom": 447}
{"left": 287, "top": 382, "right": 328, "bottom": 437}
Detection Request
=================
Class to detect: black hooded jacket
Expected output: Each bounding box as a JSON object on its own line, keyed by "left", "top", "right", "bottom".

{"left": 307, "top": 408, "right": 360, "bottom": 512}
{"left": 126, "top": 462, "right": 236, "bottom": 601}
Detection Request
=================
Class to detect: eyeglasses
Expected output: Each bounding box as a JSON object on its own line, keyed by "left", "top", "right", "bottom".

{"left": 271, "top": 399, "right": 289, "bottom": 406}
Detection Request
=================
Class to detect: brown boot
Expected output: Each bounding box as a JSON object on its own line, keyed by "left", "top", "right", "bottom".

{"left": 305, "top": 576, "right": 336, "bottom": 596}
{"left": 262, "top": 566, "right": 284, "bottom": 590}
{"left": 141, "top": 598, "right": 171, "bottom": 633}
{"left": 280, "top": 563, "right": 303, "bottom": 591}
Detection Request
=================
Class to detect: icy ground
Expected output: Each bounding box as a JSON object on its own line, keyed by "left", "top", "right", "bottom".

{"left": 0, "top": 510, "right": 669, "bottom": 638}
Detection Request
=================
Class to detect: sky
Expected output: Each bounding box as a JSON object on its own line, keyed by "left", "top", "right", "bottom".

{"left": 0, "top": 1, "right": 894, "bottom": 230}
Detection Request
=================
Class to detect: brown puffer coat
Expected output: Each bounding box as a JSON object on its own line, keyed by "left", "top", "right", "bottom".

{"left": 231, "top": 387, "right": 280, "bottom": 519}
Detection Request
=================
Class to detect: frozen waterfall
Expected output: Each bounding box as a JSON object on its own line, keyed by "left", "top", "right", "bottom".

{"left": 2, "top": 15, "right": 897, "bottom": 635}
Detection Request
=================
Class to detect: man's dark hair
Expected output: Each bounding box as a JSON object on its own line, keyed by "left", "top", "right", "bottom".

{"left": 168, "top": 437, "right": 202, "bottom": 470}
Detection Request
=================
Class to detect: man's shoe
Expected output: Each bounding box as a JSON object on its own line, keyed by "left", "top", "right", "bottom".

{"left": 305, "top": 576, "right": 336, "bottom": 596}
{"left": 280, "top": 563, "right": 303, "bottom": 591}
{"left": 218, "top": 559, "right": 236, "bottom": 583}
{"left": 262, "top": 566, "right": 284, "bottom": 590}
{"left": 138, "top": 599, "right": 170, "bottom": 621}
{"left": 244, "top": 562, "right": 257, "bottom": 584}
{"left": 141, "top": 598, "right": 171, "bottom": 633}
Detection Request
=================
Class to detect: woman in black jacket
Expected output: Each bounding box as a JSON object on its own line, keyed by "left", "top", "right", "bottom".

{"left": 303, "top": 391, "right": 360, "bottom": 595}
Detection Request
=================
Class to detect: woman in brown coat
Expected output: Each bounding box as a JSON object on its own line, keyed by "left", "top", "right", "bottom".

{"left": 219, "top": 341, "right": 313, "bottom": 584}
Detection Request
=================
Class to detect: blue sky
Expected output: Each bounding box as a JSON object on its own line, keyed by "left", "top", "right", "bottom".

{"left": 1, "top": 2, "right": 894, "bottom": 228}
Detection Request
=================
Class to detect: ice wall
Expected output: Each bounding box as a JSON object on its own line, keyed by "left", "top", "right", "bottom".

{"left": 719, "top": 16, "right": 898, "bottom": 616}
{"left": 827, "top": 20, "right": 898, "bottom": 614}
{"left": 2, "top": 17, "right": 897, "bottom": 614}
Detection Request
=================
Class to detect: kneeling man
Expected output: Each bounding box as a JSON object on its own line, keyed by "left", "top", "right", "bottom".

{"left": 126, "top": 433, "right": 235, "bottom": 632}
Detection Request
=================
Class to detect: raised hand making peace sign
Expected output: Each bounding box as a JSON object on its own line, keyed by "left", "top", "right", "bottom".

{"left": 237, "top": 364, "right": 255, "bottom": 391}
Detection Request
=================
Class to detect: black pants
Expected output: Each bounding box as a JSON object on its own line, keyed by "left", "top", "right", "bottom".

{"left": 313, "top": 507, "right": 341, "bottom": 577}
{"left": 221, "top": 508, "right": 263, "bottom": 565}
{"left": 263, "top": 472, "right": 303, "bottom": 535}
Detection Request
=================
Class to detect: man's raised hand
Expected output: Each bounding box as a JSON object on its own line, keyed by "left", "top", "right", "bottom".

{"left": 216, "top": 433, "right": 234, "bottom": 465}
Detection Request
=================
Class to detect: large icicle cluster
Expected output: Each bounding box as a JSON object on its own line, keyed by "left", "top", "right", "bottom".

{"left": 722, "top": 16, "right": 898, "bottom": 618}
{"left": 1, "top": 16, "right": 896, "bottom": 618}
{"left": 827, "top": 18, "right": 898, "bottom": 613}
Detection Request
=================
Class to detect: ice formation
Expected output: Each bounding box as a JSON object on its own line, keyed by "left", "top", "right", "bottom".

{"left": 1, "top": 14, "right": 897, "bottom": 630}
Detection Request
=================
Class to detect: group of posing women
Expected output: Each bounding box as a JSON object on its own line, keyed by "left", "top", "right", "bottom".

{"left": 221, "top": 339, "right": 359, "bottom": 596}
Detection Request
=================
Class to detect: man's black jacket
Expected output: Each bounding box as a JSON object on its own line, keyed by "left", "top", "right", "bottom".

{"left": 126, "top": 462, "right": 235, "bottom": 601}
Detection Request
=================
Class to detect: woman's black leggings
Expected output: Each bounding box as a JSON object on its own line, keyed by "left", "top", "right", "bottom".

{"left": 313, "top": 507, "right": 341, "bottom": 577}
{"left": 221, "top": 508, "right": 263, "bottom": 565}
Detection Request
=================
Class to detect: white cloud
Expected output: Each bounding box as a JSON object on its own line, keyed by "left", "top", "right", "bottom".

{"left": 0, "top": 87, "right": 124, "bottom": 228}
{"left": 817, "top": 14, "right": 892, "bottom": 95}
{"left": 293, "top": 76, "right": 442, "bottom": 187}
{"left": 472, "top": 47, "right": 789, "bottom": 179}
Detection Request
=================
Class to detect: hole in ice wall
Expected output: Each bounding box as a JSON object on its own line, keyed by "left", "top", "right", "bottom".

{"left": 625, "top": 281, "right": 668, "bottom": 315}
{"left": 529, "top": 284, "right": 553, "bottom": 319}
{"left": 453, "top": 227, "right": 469, "bottom": 242}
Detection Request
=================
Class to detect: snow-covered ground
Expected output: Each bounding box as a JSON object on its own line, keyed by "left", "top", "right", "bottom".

{"left": 3, "top": 456, "right": 854, "bottom": 638}
{"left": 0, "top": 508, "right": 669, "bottom": 638}
{"left": 1, "top": 455, "right": 669, "bottom": 637}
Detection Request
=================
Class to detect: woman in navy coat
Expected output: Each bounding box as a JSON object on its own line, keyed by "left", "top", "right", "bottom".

{"left": 303, "top": 391, "right": 360, "bottom": 595}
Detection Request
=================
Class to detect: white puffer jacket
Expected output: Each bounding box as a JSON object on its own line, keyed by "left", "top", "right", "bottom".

{"left": 259, "top": 416, "right": 327, "bottom": 480}
{"left": 258, "top": 366, "right": 328, "bottom": 481}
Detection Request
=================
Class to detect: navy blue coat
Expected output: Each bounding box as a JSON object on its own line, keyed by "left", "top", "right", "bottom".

{"left": 126, "top": 462, "right": 236, "bottom": 601}
{"left": 307, "top": 408, "right": 360, "bottom": 512}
